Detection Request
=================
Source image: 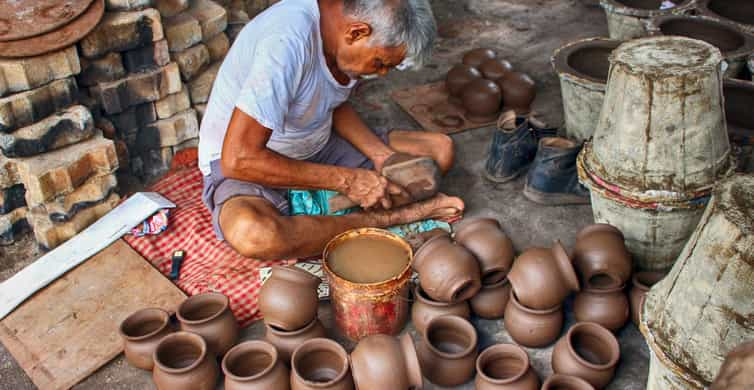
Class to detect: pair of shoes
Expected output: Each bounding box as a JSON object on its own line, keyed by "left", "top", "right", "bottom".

{"left": 484, "top": 112, "right": 557, "bottom": 183}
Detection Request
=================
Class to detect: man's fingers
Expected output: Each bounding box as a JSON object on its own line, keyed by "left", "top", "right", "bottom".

{"left": 380, "top": 195, "right": 392, "bottom": 210}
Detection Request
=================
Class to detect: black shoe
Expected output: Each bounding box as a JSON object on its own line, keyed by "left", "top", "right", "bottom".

{"left": 484, "top": 114, "right": 557, "bottom": 183}
{"left": 523, "top": 137, "right": 590, "bottom": 205}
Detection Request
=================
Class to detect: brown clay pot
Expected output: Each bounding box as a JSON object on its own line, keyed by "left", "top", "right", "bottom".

{"left": 264, "top": 317, "right": 327, "bottom": 364}
{"left": 411, "top": 285, "right": 471, "bottom": 335}
{"left": 503, "top": 291, "right": 563, "bottom": 348}
{"left": 474, "top": 343, "right": 540, "bottom": 390}
{"left": 152, "top": 331, "right": 219, "bottom": 390}
{"left": 551, "top": 322, "right": 620, "bottom": 389}
{"left": 573, "top": 283, "right": 629, "bottom": 332}
{"left": 463, "top": 48, "right": 497, "bottom": 67}
{"left": 454, "top": 218, "right": 515, "bottom": 284}
{"left": 290, "top": 338, "right": 354, "bottom": 390}
{"left": 469, "top": 278, "right": 511, "bottom": 320}
{"left": 119, "top": 307, "right": 174, "bottom": 370}
{"left": 541, "top": 374, "right": 596, "bottom": 390}
{"left": 461, "top": 78, "right": 503, "bottom": 123}
{"left": 222, "top": 341, "right": 290, "bottom": 390}
{"left": 446, "top": 64, "right": 483, "bottom": 97}
{"left": 629, "top": 271, "right": 665, "bottom": 326}
{"left": 498, "top": 72, "right": 536, "bottom": 114}
{"left": 350, "top": 333, "right": 423, "bottom": 390}
{"left": 479, "top": 59, "right": 514, "bottom": 82}
{"left": 259, "top": 265, "right": 322, "bottom": 331}
{"left": 416, "top": 315, "right": 479, "bottom": 387}
{"left": 573, "top": 224, "right": 633, "bottom": 288}
{"left": 507, "top": 241, "right": 580, "bottom": 310}
{"left": 177, "top": 292, "right": 239, "bottom": 356}
{"left": 413, "top": 233, "right": 482, "bottom": 303}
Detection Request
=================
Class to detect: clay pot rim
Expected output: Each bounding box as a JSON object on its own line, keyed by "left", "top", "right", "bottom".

{"left": 176, "top": 292, "right": 229, "bottom": 325}
{"left": 542, "top": 373, "right": 595, "bottom": 389}
{"left": 599, "top": 0, "right": 696, "bottom": 17}
{"left": 575, "top": 223, "right": 625, "bottom": 242}
{"left": 551, "top": 37, "right": 621, "bottom": 85}
{"left": 632, "top": 271, "right": 665, "bottom": 291}
{"left": 271, "top": 264, "right": 322, "bottom": 286}
{"left": 153, "top": 331, "right": 208, "bottom": 374}
{"left": 697, "top": 0, "right": 754, "bottom": 28}
{"left": 291, "top": 338, "right": 350, "bottom": 387}
{"left": 414, "top": 285, "right": 465, "bottom": 308}
{"left": 565, "top": 322, "right": 620, "bottom": 370}
{"left": 480, "top": 277, "right": 510, "bottom": 290}
{"left": 475, "top": 343, "right": 530, "bottom": 385}
{"left": 423, "top": 315, "right": 478, "bottom": 359}
{"left": 583, "top": 281, "right": 626, "bottom": 294}
{"left": 119, "top": 307, "right": 171, "bottom": 341}
{"left": 400, "top": 333, "right": 424, "bottom": 388}
{"left": 221, "top": 340, "right": 278, "bottom": 382}
{"left": 648, "top": 15, "right": 754, "bottom": 58}
{"left": 509, "top": 290, "right": 562, "bottom": 314}
{"left": 552, "top": 240, "right": 581, "bottom": 292}
{"left": 267, "top": 317, "right": 321, "bottom": 336}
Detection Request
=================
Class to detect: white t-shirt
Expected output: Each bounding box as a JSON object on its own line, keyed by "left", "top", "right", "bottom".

{"left": 198, "top": 0, "right": 356, "bottom": 175}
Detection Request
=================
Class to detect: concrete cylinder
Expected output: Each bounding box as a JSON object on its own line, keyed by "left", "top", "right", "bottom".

{"left": 697, "top": 0, "right": 754, "bottom": 35}
{"left": 599, "top": 0, "right": 697, "bottom": 40}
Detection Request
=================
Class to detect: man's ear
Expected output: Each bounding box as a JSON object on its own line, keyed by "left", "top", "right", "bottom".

{"left": 344, "top": 22, "right": 371, "bottom": 45}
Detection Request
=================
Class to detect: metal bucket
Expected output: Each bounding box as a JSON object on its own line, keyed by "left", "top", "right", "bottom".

{"left": 323, "top": 228, "right": 412, "bottom": 341}
{"left": 598, "top": 0, "right": 696, "bottom": 40}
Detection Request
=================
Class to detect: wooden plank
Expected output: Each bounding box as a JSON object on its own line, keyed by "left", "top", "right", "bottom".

{"left": 0, "top": 239, "right": 186, "bottom": 390}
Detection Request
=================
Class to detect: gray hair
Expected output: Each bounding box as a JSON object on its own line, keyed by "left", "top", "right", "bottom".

{"left": 342, "top": 0, "right": 437, "bottom": 68}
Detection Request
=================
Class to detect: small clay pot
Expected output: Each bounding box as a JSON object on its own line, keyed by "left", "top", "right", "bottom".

{"left": 350, "top": 333, "right": 423, "bottom": 390}
{"left": 119, "top": 307, "right": 173, "bottom": 370}
{"left": 411, "top": 285, "right": 471, "bottom": 335}
{"left": 504, "top": 291, "right": 563, "bottom": 348}
{"left": 507, "top": 241, "right": 580, "bottom": 310}
{"left": 461, "top": 79, "right": 503, "bottom": 123}
{"left": 498, "top": 72, "right": 536, "bottom": 114}
{"left": 573, "top": 283, "right": 629, "bottom": 332}
{"left": 264, "top": 317, "right": 327, "bottom": 364}
{"left": 222, "top": 341, "right": 290, "bottom": 390}
{"left": 463, "top": 48, "right": 497, "bottom": 67}
{"left": 541, "top": 374, "right": 595, "bottom": 390}
{"left": 413, "top": 233, "right": 482, "bottom": 303}
{"left": 152, "top": 331, "right": 219, "bottom": 390}
{"left": 479, "top": 59, "right": 514, "bottom": 82}
{"left": 259, "top": 265, "right": 322, "bottom": 331}
{"left": 416, "top": 315, "right": 479, "bottom": 387}
{"left": 573, "top": 224, "right": 633, "bottom": 288}
{"left": 177, "top": 292, "right": 239, "bottom": 356}
{"left": 446, "top": 64, "right": 483, "bottom": 97}
{"left": 551, "top": 322, "right": 620, "bottom": 389}
{"left": 290, "top": 338, "right": 354, "bottom": 390}
{"left": 474, "top": 343, "right": 540, "bottom": 390}
{"left": 629, "top": 271, "right": 665, "bottom": 326}
{"left": 469, "top": 278, "right": 511, "bottom": 319}
{"left": 454, "top": 218, "right": 515, "bottom": 284}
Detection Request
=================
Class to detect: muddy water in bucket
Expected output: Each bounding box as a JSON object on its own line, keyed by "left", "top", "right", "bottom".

{"left": 327, "top": 235, "right": 410, "bottom": 284}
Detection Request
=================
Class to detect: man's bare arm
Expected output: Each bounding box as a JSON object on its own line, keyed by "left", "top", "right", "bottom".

{"left": 332, "top": 102, "right": 395, "bottom": 171}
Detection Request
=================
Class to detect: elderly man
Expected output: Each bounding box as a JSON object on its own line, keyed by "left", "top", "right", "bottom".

{"left": 199, "top": 0, "right": 464, "bottom": 260}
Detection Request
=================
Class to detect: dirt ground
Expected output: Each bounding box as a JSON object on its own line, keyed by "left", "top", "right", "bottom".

{"left": 0, "top": 0, "right": 651, "bottom": 388}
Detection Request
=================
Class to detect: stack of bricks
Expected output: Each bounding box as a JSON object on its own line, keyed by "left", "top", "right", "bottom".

{"left": 0, "top": 48, "right": 120, "bottom": 250}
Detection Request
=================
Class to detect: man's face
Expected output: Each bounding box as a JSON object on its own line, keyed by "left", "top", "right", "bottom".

{"left": 336, "top": 22, "right": 407, "bottom": 79}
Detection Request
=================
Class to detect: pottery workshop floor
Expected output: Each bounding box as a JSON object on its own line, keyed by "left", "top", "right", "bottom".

{"left": 0, "top": 1, "right": 650, "bottom": 389}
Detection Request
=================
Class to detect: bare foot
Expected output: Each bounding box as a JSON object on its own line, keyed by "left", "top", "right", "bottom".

{"left": 389, "top": 193, "right": 465, "bottom": 225}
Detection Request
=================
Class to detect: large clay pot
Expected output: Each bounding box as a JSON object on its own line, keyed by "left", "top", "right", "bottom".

{"left": 463, "top": 48, "right": 497, "bottom": 67}
{"left": 469, "top": 278, "right": 511, "bottom": 320}
{"left": 541, "top": 374, "right": 595, "bottom": 390}
{"left": 411, "top": 285, "right": 471, "bottom": 335}
{"left": 177, "top": 292, "right": 239, "bottom": 356}
{"left": 461, "top": 79, "right": 503, "bottom": 123}
{"left": 264, "top": 317, "right": 327, "bottom": 364}
{"left": 479, "top": 58, "right": 514, "bottom": 82}
{"left": 454, "top": 218, "right": 515, "bottom": 284}
{"left": 504, "top": 291, "right": 563, "bottom": 348}
{"left": 119, "top": 307, "right": 174, "bottom": 370}
{"left": 507, "top": 241, "right": 580, "bottom": 310}
{"left": 498, "top": 72, "right": 536, "bottom": 114}
{"left": 416, "top": 315, "right": 479, "bottom": 387}
{"left": 573, "top": 224, "right": 633, "bottom": 287}
{"left": 551, "top": 322, "right": 620, "bottom": 389}
{"left": 446, "top": 64, "right": 483, "bottom": 97}
{"left": 350, "top": 333, "right": 423, "bottom": 390}
{"left": 413, "top": 233, "right": 482, "bottom": 303}
{"left": 290, "top": 338, "right": 354, "bottom": 390}
{"left": 222, "top": 341, "right": 290, "bottom": 390}
{"left": 573, "top": 283, "right": 629, "bottom": 332}
{"left": 152, "top": 331, "right": 219, "bottom": 390}
{"left": 259, "top": 265, "right": 321, "bottom": 331}
{"left": 629, "top": 271, "right": 665, "bottom": 326}
{"left": 474, "top": 343, "right": 540, "bottom": 390}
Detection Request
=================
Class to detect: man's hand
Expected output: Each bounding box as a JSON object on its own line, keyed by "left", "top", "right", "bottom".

{"left": 344, "top": 169, "right": 406, "bottom": 209}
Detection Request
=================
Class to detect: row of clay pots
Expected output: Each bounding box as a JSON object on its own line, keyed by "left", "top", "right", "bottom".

{"left": 258, "top": 265, "right": 322, "bottom": 331}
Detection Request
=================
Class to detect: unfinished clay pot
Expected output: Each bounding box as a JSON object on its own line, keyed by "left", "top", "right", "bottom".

{"left": 119, "top": 308, "right": 174, "bottom": 370}
{"left": 504, "top": 291, "right": 564, "bottom": 348}
{"left": 177, "top": 292, "right": 239, "bottom": 356}
{"left": 498, "top": 72, "right": 536, "bottom": 114}
{"left": 152, "top": 331, "right": 219, "bottom": 390}
{"left": 454, "top": 218, "right": 515, "bottom": 284}
{"left": 507, "top": 241, "right": 580, "bottom": 310}
{"left": 417, "top": 315, "right": 479, "bottom": 387}
{"left": 463, "top": 48, "right": 497, "bottom": 67}
{"left": 474, "top": 343, "right": 540, "bottom": 390}
{"left": 461, "top": 79, "right": 503, "bottom": 123}
{"left": 350, "top": 333, "right": 423, "bottom": 390}
{"left": 413, "top": 233, "right": 482, "bottom": 303}
{"left": 573, "top": 283, "right": 629, "bottom": 332}
{"left": 222, "top": 341, "right": 290, "bottom": 390}
{"left": 541, "top": 374, "right": 595, "bottom": 390}
{"left": 551, "top": 322, "right": 620, "bottom": 389}
{"left": 698, "top": 0, "right": 754, "bottom": 33}
{"left": 629, "top": 271, "right": 665, "bottom": 326}
{"left": 573, "top": 224, "right": 632, "bottom": 288}
{"left": 259, "top": 265, "right": 321, "bottom": 331}
{"left": 411, "top": 285, "right": 471, "bottom": 335}
{"left": 264, "top": 317, "right": 327, "bottom": 363}
{"left": 469, "top": 278, "right": 511, "bottom": 320}
{"left": 446, "top": 64, "right": 483, "bottom": 98}
{"left": 290, "top": 338, "right": 354, "bottom": 390}
{"left": 479, "top": 58, "right": 514, "bottom": 82}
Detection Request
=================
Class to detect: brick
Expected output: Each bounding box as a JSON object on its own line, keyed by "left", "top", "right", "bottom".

{"left": 0, "top": 154, "right": 21, "bottom": 189}
{"left": 41, "top": 174, "right": 118, "bottom": 223}
{"left": 122, "top": 40, "right": 170, "bottom": 73}
{"left": 226, "top": 23, "right": 244, "bottom": 43}
{"left": 0, "top": 184, "right": 26, "bottom": 215}
{"left": 136, "top": 109, "right": 198, "bottom": 151}
{"left": 194, "top": 102, "right": 206, "bottom": 123}
{"left": 175, "top": 44, "right": 211, "bottom": 80}
{"left": 95, "top": 117, "right": 117, "bottom": 139}
{"left": 163, "top": 13, "right": 202, "bottom": 52}
{"left": 188, "top": 61, "right": 220, "bottom": 104}
{"left": 30, "top": 192, "right": 120, "bottom": 250}
{"left": 114, "top": 139, "right": 130, "bottom": 170}
{"left": 0, "top": 78, "right": 78, "bottom": 134}
{"left": 0, "top": 47, "right": 80, "bottom": 97}
{"left": 155, "top": 0, "right": 189, "bottom": 17}
{"left": 155, "top": 86, "right": 191, "bottom": 119}
{"left": 0, "top": 207, "right": 29, "bottom": 246}
{"left": 245, "top": 0, "right": 267, "bottom": 17}
{"left": 0, "top": 105, "right": 95, "bottom": 158}
{"left": 91, "top": 62, "right": 182, "bottom": 114}
{"left": 105, "top": 0, "right": 153, "bottom": 11}
{"left": 79, "top": 9, "right": 164, "bottom": 58}
{"left": 110, "top": 102, "right": 157, "bottom": 135}
{"left": 78, "top": 52, "right": 127, "bottom": 87}
{"left": 205, "top": 32, "right": 230, "bottom": 62}
{"left": 188, "top": 0, "right": 228, "bottom": 42}
{"left": 134, "top": 137, "right": 197, "bottom": 178}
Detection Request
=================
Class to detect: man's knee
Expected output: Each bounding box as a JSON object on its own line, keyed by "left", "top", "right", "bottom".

{"left": 220, "top": 201, "right": 289, "bottom": 259}
{"left": 431, "top": 133, "right": 455, "bottom": 174}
